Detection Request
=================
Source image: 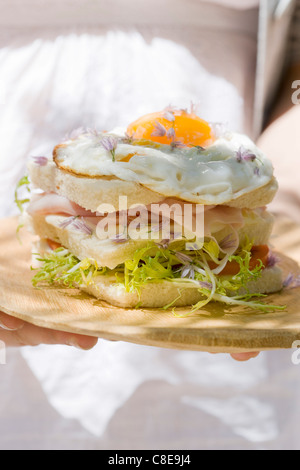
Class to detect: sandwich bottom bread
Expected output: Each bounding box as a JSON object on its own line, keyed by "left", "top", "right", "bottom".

{"left": 18, "top": 108, "right": 285, "bottom": 313}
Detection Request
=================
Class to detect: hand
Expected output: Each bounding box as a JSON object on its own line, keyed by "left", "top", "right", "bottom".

{"left": 0, "top": 311, "right": 98, "bottom": 349}
{"left": 0, "top": 311, "right": 260, "bottom": 358}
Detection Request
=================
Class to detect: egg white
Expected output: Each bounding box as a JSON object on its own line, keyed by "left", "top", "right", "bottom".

{"left": 53, "top": 130, "right": 274, "bottom": 205}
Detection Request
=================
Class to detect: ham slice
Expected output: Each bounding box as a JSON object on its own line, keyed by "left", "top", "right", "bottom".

{"left": 27, "top": 193, "right": 96, "bottom": 218}
{"left": 203, "top": 205, "right": 245, "bottom": 235}
{"left": 27, "top": 192, "right": 245, "bottom": 246}
{"left": 144, "top": 197, "right": 244, "bottom": 237}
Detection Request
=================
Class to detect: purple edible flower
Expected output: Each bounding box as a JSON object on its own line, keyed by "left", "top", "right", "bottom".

{"left": 180, "top": 264, "right": 196, "bottom": 280}
{"left": 155, "top": 239, "right": 171, "bottom": 249}
{"left": 58, "top": 216, "right": 92, "bottom": 235}
{"left": 199, "top": 281, "right": 213, "bottom": 290}
{"left": 151, "top": 116, "right": 186, "bottom": 150}
{"left": 294, "top": 275, "right": 300, "bottom": 288}
{"left": 68, "top": 127, "right": 86, "bottom": 140}
{"left": 283, "top": 273, "right": 294, "bottom": 288}
{"left": 163, "top": 111, "right": 175, "bottom": 122}
{"left": 123, "top": 132, "right": 135, "bottom": 144}
{"left": 58, "top": 216, "right": 77, "bottom": 229}
{"left": 175, "top": 252, "right": 194, "bottom": 264}
{"left": 186, "top": 241, "right": 203, "bottom": 251}
{"left": 283, "top": 273, "right": 300, "bottom": 289}
{"left": 110, "top": 232, "right": 129, "bottom": 243}
{"left": 267, "top": 251, "right": 279, "bottom": 268}
{"left": 236, "top": 146, "right": 256, "bottom": 163}
{"left": 100, "top": 135, "right": 118, "bottom": 161}
{"left": 192, "top": 145, "right": 205, "bottom": 153}
{"left": 32, "top": 156, "right": 48, "bottom": 166}
{"left": 219, "top": 234, "right": 238, "bottom": 251}
{"left": 166, "top": 127, "right": 176, "bottom": 139}
{"left": 173, "top": 260, "right": 196, "bottom": 280}
{"left": 170, "top": 138, "right": 185, "bottom": 150}
{"left": 72, "top": 217, "right": 93, "bottom": 235}
{"left": 151, "top": 121, "right": 167, "bottom": 137}
{"left": 85, "top": 128, "right": 103, "bottom": 139}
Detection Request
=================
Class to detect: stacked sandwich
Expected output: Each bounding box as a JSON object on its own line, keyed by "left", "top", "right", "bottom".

{"left": 21, "top": 108, "right": 283, "bottom": 312}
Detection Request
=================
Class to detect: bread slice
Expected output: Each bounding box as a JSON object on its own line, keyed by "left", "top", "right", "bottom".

{"left": 80, "top": 265, "right": 283, "bottom": 308}
{"left": 27, "top": 159, "right": 163, "bottom": 213}
{"left": 27, "top": 158, "right": 278, "bottom": 212}
{"left": 25, "top": 212, "right": 155, "bottom": 270}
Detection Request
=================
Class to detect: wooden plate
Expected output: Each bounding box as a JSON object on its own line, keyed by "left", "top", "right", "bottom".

{"left": 1, "top": 216, "right": 300, "bottom": 353}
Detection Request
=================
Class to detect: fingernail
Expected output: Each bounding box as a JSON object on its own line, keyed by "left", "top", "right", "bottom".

{"left": 66, "top": 337, "right": 98, "bottom": 350}
{"left": 65, "top": 338, "right": 81, "bottom": 349}
{"left": 0, "top": 320, "right": 21, "bottom": 331}
{"left": 66, "top": 338, "right": 91, "bottom": 350}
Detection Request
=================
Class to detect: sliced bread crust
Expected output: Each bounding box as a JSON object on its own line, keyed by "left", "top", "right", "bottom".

{"left": 27, "top": 159, "right": 278, "bottom": 212}
{"left": 80, "top": 265, "right": 283, "bottom": 308}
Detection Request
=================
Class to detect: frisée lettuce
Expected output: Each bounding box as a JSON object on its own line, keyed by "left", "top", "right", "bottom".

{"left": 31, "top": 239, "right": 285, "bottom": 313}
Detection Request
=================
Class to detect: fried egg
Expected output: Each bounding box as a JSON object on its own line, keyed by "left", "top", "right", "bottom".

{"left": 126, "top": 108, "right": 214, "bottom": 147}
{"left": 53, "top": 109, "right": 274, "bottom": 205}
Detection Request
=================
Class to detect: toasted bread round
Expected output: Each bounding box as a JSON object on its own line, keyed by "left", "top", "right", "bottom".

{"left": 80, "top": 265, "right": 283, "bottom": 308}
{"left": 28, "top": 159, "right": 278, "bottom": 212}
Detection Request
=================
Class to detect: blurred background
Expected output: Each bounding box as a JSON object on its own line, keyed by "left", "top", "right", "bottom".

{"left": 1, "top": 0, "right": 300, "bottom": 450}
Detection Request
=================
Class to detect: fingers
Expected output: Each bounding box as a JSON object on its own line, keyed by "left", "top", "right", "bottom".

{"left": 0, "top": 311, "right": 98, "bottom": 349}
{"left": 230, "top": 352, "right": 260, "bottom": 362}
{"left": 12, "top": 322, "right": 99, "bottom": 349}
{"left": 210, "top": 350, "right": 260, "bottom": 361}
{"left": 0, "top": 313, "right": 259, "bottom": 358}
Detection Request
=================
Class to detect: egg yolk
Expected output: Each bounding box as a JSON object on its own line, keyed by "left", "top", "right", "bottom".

{"left": 126, "top": 109, "right": 214, "bottom": 148}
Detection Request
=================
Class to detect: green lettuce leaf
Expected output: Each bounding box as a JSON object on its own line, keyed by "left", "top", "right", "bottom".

{"left": 14, "top": 175, "right": 31, "bottom": 213}
{"left": 31, "top": 241, "right": 285, "bottom": 313}
{"left": 31, "top": 248, "right": 107, "bottom": 288}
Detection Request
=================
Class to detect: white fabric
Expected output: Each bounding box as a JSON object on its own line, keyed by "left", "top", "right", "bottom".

{"left": 0, "top": 31, "right": 244, "bottom": 217}
{"left": 0, "top": 1, "right": 299, "bottom": 451}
